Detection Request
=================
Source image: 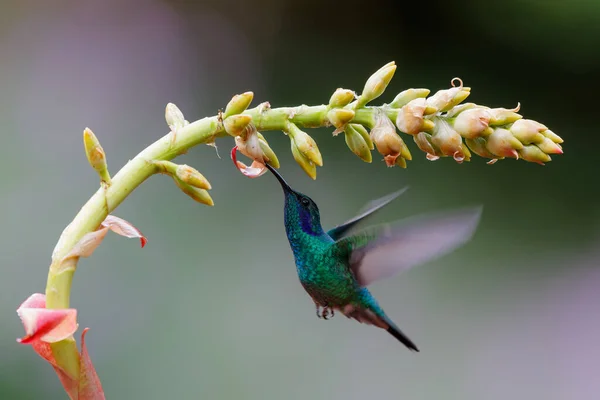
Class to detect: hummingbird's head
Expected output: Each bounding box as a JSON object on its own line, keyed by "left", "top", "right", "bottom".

{"left": 265, "top": 163, "right": 324, "bottom": 236}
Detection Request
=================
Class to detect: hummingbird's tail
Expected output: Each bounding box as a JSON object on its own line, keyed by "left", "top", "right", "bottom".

{"left": 382, "top": 316, "right": 420, "bottom": 352}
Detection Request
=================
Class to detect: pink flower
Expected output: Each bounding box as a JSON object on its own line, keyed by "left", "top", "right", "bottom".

{"left": 231, "top": 145, "right": 267, "bottom": 178}
{"left": 17, "top": 294, "right": 104, "bottom": 399}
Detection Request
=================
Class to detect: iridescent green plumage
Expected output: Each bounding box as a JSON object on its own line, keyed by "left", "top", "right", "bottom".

{"left": 266, "top": 164, "right": 482, "bottom": 352}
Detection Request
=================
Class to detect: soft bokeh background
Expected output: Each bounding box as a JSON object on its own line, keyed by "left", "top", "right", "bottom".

{"left": 1, "top": 0, "right": 599, "bottom": 399}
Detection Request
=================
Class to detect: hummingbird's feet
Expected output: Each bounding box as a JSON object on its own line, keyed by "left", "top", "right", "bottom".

{"left": 315, "top": 304, "right": 335, "bottom": 320}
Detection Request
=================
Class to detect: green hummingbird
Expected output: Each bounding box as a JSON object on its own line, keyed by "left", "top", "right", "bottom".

{"left": 265, "top": 163, "right": 482, "bottom": 352}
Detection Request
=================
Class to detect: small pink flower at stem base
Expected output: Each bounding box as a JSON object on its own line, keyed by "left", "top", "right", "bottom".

{"left": 231, "top": 145, "right": 267, "bottom": 178}
{"left": 17, "top": 294, "right": 105, "bottom": 399}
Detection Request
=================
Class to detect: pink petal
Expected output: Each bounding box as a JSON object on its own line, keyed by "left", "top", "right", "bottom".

{"left": 231, "top": 146, "right": 267, "bottom": 178}
{"left": 78, "top": 328, "right": 105, "bottom": 399}
{"left": 63, "top": 214, "right": 147, "bottom": 261}
{"left": 101, "top": 215, "right": 147, "bottom": 248}
{"left": 16, "top": 293, "right": 78, "bottom": 344}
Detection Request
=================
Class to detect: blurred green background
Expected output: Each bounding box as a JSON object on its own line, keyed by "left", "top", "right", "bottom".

{"left": 1, "top": 0, "right": 599, "bottom": 399}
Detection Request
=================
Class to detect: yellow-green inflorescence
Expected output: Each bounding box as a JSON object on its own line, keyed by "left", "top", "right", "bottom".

{"left": 224, "top": 62, "right": 562, "bottom": 179}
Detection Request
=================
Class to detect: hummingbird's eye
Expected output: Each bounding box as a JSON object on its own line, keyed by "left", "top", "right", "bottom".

{"left": 301, "top": 197, "right": 310, "bottom": 206}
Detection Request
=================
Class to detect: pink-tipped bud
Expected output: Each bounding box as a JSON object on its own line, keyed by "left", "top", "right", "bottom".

{"left": 519, "top": 144, "right": 552, "bottom": 165}
{"left": 465, "top": 137, "right": 497, "bottom": 159}
{"left": 453, "top": 107, "right": 492, "bottom": 139}
{"left": 486, "top": 128, "right": 523, "bottom": 159}
{"left": 370, "top": 112, "right": 410, "bottom": 167}
{"left": 431, "top": 119, "right": 464, "bottom": 159}
{"left": 395, "top": 98, "right": 432, "bottom": 135}
{"left": 509, "top": 119, "right": 546, "bottom": 144}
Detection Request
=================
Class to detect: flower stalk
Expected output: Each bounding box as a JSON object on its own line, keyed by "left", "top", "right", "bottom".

{"left": 17, "top": 61, "right": 563, "bottom": 399}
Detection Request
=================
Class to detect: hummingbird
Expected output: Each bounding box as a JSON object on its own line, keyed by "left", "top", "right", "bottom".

{"left": 264, "top": 163, "right": 482, "bottom": 352}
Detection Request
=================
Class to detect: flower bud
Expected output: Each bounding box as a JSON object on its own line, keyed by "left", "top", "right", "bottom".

{"left": 509, "top": 119, "right": 546, "bottom": 144}
{"left": 486, "top": 128, "right": 523, "bottom": 159}
{"left": 173, "top": 178, "right": 214, "bottom": 206}
{"left": 83, "top": 128, "right": 111, "bottom": 184}
{"left": 175, "top": 164, "right": 211, "bottom": 190}
{"left": 224, "top": 91, "right": 254, "bottom": 118}
{"left": 426, "top": 80, "right": 471, "bottom": 112}
{"left": 329, "top": 88, "right": 356, "bottom": 108}
{"left": 165, "top": 103, "right": 187, "bottom": 132}
{"left": 395, "top": 98, "right": 436, "bottom": 135}
{"left": 431, "top": 119, "right": 465, "bottom": 160}
{"left": 542, "top": 129, "right": 563, "bottom": 144}
{"left": 344, "top": 125, "right": 372, "bottom": 163}
{"left": 256, "top": 132, "right": 280, "bottom": 168}
{"left": 327, "top": 108, "right": 355, "bottom": 132}
{"left": 224, "top": 114, "right": 253, "bottom": 136}
{"left": 356, "top": 61, "right": 396, "bottom": 108}
{"left": 489, "top": 104, "right": 522, "bottom": 125}
{"left": 452, "top": 107, "right": 492, "bottom": 139}
{"left": 518, "top": 145, "right": 551, "bottom": 165}
{"left": 350, "top": 124, "right": 374, "bottom": 150}
{"left": 390, "top": 88, "right": 430, "bottom": 108}
{"left": 370, "top": 112, "right": 411, "bottom": 167}
{"left": 536, "top": 137, "right": 563, "bottom": 154}
{"left": 413, "top": 132, "right": 441, "bottom": 158}
{"left": 289, "top": 123, "right": 323, "bottom": 166}
{"left": 445, "top": 102, "right": 478, "bottom": 118}
{"left": 465, "top": 137, "right": 496, "bottom": 159}
{"left": 291, "top": 140, "right": 317, "bottom": 180}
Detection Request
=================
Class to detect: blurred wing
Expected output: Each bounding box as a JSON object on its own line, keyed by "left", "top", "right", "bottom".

{"left": 327, "top": 187, "right": 409, "bottom": 240}
{"left": 339, "top": 206, "right": 483, "bottom": 286}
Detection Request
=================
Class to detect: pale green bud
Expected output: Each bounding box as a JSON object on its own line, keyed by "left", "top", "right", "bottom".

{"left": 356, "top": 61, "right": 396, "bottom": 108}
{"left": 329, "top": 88, "right": 356, "bottom": 108}
{"left": 350, "top": 124, "right": 374, "bottom": 150}
{"left": 489, "top": 104, "right": 522, "bottom": 125}
{"left": 327, "top": 108, "right": 355, "bottom": 132}
{"left": 224, "top": 92, "right": 254, "bottom": 118}
{"left": 465, "top": 137, "right": 497, "bottom": 159}
{"left": 370, "top": 112, "right": 411, "bottom": 167}
{"left": 289, "top": 123, "right": 323, "bottom": 166}
{"left": 542, "top": 129, "right": 563, "bottom": 144}
{"left": 396, "top": 98, "right": 429, "bottom": 135}
{"left": 344, "top": 125, "right": 372, "bottom": 163}
{"left": 291, "top": 139, "right": 317, "bottom": 180}
{"left": 83, "top": 128, "right": 111, "bottom": 184}
{"left": 395, "top": 157, "right": 407, "bottom": 168}
{"left": 452, "top": 107, "right": 492, "bottom": 139}
{"left": 224, "top": 114, "right": 253, "bottom": 136}
{"left": 509, "top": 119, "right": 546, "bottom": 144}
{"left": 536, "top": 137, "right": 563, "bottom": 154}
{"left": 165, "top": 103, "right": 187, "bottom": 132}
{"left": 431, "top": 119, "right": 465, "bottom": 162}
{"left": 173, "top": 178, "right": 214, "bottom": 206}
{"left": 486, "top": 128, "right": 523, "bottom": 159}
{"left": 389, "top": 88, "right": 431, "bottom": 108}
{"left": 256, "top": 132, "right": 280, "bottom": 168}
{"left": 427, "top": 79, "right": 471, "bottom": 112}
{"left": 175, "top": 164, "right": 211, "bottom": 190}
{"left": 519, "top": 145, "right": 551, "bottom": 165}
{"left": 445, "top": 102, "right": 478, "bottom": 118}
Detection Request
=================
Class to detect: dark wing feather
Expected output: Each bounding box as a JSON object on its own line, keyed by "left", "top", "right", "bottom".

{"left": 327, "top": 187, "right": 409, "bottom": 240}
{"left": 337, "top": 206, "right": 482, "bottom": 286}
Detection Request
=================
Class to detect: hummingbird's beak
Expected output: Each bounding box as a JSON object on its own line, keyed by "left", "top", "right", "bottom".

{"left": 264, "top": 163, "right": 293, "bottom": 193}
